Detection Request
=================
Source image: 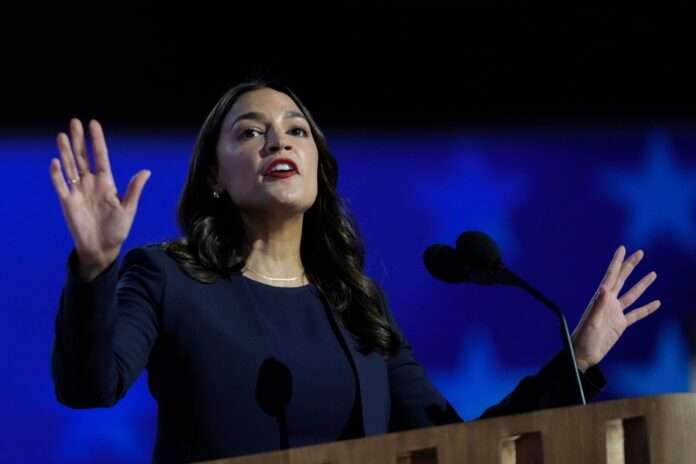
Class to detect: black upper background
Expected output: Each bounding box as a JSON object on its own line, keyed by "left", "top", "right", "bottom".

{"left": 3, "top": 4, "right": 696, "bottom": 131}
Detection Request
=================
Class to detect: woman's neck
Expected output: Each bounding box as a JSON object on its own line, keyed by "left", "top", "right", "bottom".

{"left": 241, "top": 213, "right": 306, "bottom": 287}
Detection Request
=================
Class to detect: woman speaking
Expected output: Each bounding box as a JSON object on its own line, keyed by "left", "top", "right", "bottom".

{"left": 49, "top": 81, "right": 661, "bottom": 463}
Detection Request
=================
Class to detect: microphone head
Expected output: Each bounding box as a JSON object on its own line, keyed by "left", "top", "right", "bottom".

{"left": 423, "top": 244, "right": 471, "bottom": 283}
{"left": 455, "top": 231, "right": 504, "bottom": 285}
{"left": 255, "top": 357, "right": 293, "bottom": 417}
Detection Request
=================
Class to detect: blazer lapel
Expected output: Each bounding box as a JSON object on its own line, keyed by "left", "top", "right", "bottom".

{"left": 314, "top": 286, "right": 389, "bottom": 436}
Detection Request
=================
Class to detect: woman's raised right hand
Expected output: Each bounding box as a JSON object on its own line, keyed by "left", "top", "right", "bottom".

{"left": 50, "top": 118, "right": 151, "bottom": 280}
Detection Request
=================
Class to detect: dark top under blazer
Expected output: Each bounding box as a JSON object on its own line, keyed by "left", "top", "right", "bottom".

{"left": 51, "top": 245, "right": 605, "bottom": 463}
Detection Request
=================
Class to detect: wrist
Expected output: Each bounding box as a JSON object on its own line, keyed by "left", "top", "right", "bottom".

{"left": 575, "top": 357, "right": 590, "bottom": 374}
{"left": 75, "top": 248, "right": 120, "bottom": 281}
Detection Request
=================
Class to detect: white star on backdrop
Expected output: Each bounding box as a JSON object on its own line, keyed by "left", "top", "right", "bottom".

{"left": 611, "top": 322, "right": 690, "bottom": 396}
{"left": 602, "top": 130, "right": 696, "bottom": 252}
{"left": 428, "top": 328, "right": 533, "bottom": 420}
{"left": 415, "top": 150, "right": 529, "bottom": 259}
{"left": 45, "top": 376, "right": 155, "bottom": 463}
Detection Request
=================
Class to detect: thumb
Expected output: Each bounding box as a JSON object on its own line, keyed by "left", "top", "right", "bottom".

{"left": 590, "top": 285, "right": 605, "bottom": 306}
{"left": 123, "top": 170, "right": 152, "bottom": 215}
{"left": 596, "top": 285, "right": 607, "bottom": 301}
{"left": 594, "top": 285, "right": 609, "bottom": 305}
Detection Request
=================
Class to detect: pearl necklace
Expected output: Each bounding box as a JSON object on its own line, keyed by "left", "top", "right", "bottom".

{"left": 243, "top": 266, "right": 304, "bottom": 282}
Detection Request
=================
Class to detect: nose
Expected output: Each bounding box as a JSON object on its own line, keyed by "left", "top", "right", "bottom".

{"left": 265, "top": 129, "right": 292, "bottom": 154}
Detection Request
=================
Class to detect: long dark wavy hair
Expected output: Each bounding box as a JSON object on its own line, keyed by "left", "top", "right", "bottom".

{"left": 160, "top": 81, "right": 400, "bottom": 357}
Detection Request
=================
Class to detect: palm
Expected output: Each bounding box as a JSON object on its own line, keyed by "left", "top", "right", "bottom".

{"left": 63, "top": 172, "right": 131, "bottom": 251}
{"left": 571, "top": 246, "right": 661, "bottom": 372}
{"left": 50, "top": 119, "right": 150, "bottom": 263}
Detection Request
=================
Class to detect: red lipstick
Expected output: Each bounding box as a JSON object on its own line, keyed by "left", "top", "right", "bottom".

{"left": 264, "top": 158, "right": 299, "bottom": 178}
{"left": 267, "top": 171, "right": 297, "bottom": 178}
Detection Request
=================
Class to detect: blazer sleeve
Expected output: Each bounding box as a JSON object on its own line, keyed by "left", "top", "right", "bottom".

{"left": 51, "top": 246, "right": 165, "bottom": 408}
{"left": 477, "top": 348, "right": 606, "bottom": 419}
{"left": 374, "top": 281, "right": 607, "bottom": 430}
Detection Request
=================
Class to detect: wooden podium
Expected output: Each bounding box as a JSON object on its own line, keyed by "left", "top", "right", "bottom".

{"left": 199, "top": 393, "right": 695, "bottom": 464}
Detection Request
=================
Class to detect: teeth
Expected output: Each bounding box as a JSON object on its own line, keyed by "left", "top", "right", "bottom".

{"left": 270, "top": 163, "right": 293, "bottom": 172}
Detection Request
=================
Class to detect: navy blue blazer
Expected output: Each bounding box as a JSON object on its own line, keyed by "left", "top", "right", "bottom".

{"left": 51, "top": 245, "right": 605, "bottom": 463}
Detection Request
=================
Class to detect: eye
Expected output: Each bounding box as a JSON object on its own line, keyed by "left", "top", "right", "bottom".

{"left": 289, "top": 127, "right": 308, "bottom": 137}
{"left": 240, "top": 128, "right": 262, "bottom": 139}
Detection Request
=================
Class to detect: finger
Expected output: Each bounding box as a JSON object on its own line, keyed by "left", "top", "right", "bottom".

{"left": 600, "top": 245, "right": 626, "bottom": 290}
{"left": 122, "top": 170, "right": 152, "bottom": 215}
{"left": 69, "top": 118, "right": 92, "bottom": 175}
{"left": 56, "top": 132, "right": 80, "bottom": 187}
{"left": 49, "top": 158, "right": 71, "bottom": 201}
{"left": 614, "top": 249, "right": 644, "bottom": 294}
{"left": 89, "top": 119, "right": 113, "bottom": 176}
{"left": 619, "top": 271, "right": 657, "bottom": 309}
{"left": 625, "top": 300, "right": 661, "bottom": 326}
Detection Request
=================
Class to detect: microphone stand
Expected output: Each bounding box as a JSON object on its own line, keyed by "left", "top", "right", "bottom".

{"left": 492, "top": 268, "right": 587, "bottom": 405}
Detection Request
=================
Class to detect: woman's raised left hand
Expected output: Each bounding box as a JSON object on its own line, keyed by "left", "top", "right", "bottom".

{"left": 571, "top": 246, "right": 661, "bottom": 373}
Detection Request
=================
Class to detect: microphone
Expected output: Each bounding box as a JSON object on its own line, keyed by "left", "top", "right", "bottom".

{"left": 424, "top": 231, "right": 587, "bottom": 405}
{"left": 455, "top": 231, "right": 504, "bottom": 285}
{"left": 423, "top": 244, "right": 471, "bottom": 283}
{"left": 256, "top": 357, "right": 293, "bottom": 449}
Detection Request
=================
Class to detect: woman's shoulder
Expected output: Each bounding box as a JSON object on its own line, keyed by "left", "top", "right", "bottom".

{"left": 120, "top": 240, "right": 235, "bottom": 286}
{"left": 122, "top": 241, "right": 167, "bottom": 260}
{"left": 119, "top": 241, "right": 179, "bottom": 277}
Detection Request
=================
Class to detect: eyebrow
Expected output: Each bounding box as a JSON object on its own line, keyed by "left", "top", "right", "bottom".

{"left": 230, "top": 111, "right": 307, "bottom": 129}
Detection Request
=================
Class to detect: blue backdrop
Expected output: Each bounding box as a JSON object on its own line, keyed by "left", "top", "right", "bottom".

{"left": 1, "top": 124, "right": 693, "bottom": 462}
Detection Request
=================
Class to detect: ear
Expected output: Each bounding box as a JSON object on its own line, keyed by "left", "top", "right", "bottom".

{"left": 207, "top": 166, "right": 219, "bottom": 189}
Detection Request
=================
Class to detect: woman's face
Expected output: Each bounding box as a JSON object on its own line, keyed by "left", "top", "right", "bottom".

{"left": 214, "top": 88, "right": 319, "bottom": 220}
